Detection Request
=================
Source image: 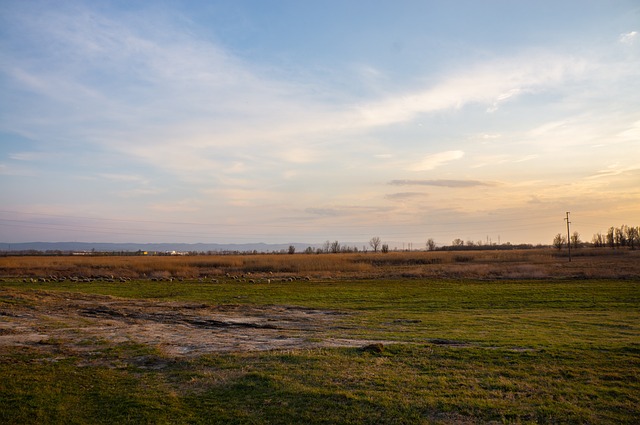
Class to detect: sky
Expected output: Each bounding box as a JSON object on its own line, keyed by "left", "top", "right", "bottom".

{"left": 1, "top": 0, "right": 639, "bottom": 247}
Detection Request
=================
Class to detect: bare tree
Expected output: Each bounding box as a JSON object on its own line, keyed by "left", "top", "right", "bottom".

{"left": 615, "top": 226, "right": 627, "bottom": 247}
{"left": 381, "top": 244, "right": 389, "bottom": 253}
{"left": 330, "top": 240, "right": 341, "bottom": 253}
{"left": 288, "top": 245, "right": 296, "bottom": 255}
{"left": 451, "top": 238, "right": 464, "bottom": 247}
{"left": 591, "top": 232, "right": 605, "bottom": 247}
{"left": 426, "top": 238, "right": 436, "bottom": 251}
{"left": 369, "top": 236, "right": 381, "bottom": 253}
{"left": 553, "top": 233, "right": 566, "bottom": 250}
{"left": 570, "top": 231, "right": 581, "bottom": 249}
{"left": 322, "top": 240, "right": 331, "bottom": 253}
{"left": 606, "top": 227, "right": 615, "bottom": 248}
{"left": 626, "top": 226, "right": 639, "bottom": 249}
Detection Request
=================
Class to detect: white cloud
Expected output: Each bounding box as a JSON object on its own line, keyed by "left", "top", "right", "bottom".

{"left": 0, "top": 5, "right": 609, "bottom": 190}
{"left": 470, "top": 154, "right": 510, "bottom": 168}
{"left": 409, "top": 150, "right": 464, "bottom": 171}
{"left": 619, "top": 31, "right": 638, "bottom": 44}
{"left": 374, "top": 153, "right": 394, "bottom": 159}
{"left": 349, "top": 54, "right": 587, "bottom": 128}
{"left": 616, "top": 120, "right": 640, "bottom": 142}
{"left": 481, "top": 133, "right": 502, "bottom": 140}
{"left": 587, "top": 164, "right": 640, "bottom": 180}
{"left": 487, "top": 88, "right": 524, "bottom": 112}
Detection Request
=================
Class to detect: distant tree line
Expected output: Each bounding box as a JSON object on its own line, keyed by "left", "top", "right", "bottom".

{"left": 553, "top": 224, "right": 638, "bottom": 250}
{"left": 4, "top": 225, "right": 637, "bottom": 258}
{"left": 290, "top": 237, "right": 392, "bottom": 255}
{"left": 436, "top": 241, "right": 540, "bottom": 251}
{"left": 426, "top": 237, "right": 540, "bottom": 251}
{"left": 590, "top": 225, "right": 639, "bottom": 249}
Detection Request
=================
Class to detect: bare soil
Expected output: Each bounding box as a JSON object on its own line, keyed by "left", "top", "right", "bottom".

{"left": 0, "top": 288, "right": 388, "bottom": 358}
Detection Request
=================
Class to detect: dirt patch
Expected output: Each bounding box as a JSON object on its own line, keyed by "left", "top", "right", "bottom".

{"left": 0, "top": 288, "right": 388, "bottom": 357}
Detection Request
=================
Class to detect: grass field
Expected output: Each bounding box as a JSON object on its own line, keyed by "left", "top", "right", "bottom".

{"left": 0, "top": 250, "right": 639, "bottom": 423}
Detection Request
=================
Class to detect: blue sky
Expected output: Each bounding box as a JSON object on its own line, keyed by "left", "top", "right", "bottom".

{"left": 1, "top": 0, "right": 639, "bottom": 246}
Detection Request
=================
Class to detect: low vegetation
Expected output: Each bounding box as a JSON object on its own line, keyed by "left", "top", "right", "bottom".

{"left": 1, "top": 248, "right": 639, "bottom": 280}
{"left": 0, "top": 250, "right": 638, "bottom": 423}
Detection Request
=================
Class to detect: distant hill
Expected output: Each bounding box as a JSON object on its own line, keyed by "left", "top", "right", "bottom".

{"left": 1, "top": 242, "right": 323, "bottom": 253}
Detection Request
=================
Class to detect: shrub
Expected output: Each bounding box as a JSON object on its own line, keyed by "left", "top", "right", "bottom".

{"left": 453, "top": 255, "right": 474, "bottom": 263}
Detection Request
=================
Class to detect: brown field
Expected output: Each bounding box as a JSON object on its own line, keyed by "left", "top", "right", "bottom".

{"left": 1, "top": 248, "right": 639, "bottom": 281}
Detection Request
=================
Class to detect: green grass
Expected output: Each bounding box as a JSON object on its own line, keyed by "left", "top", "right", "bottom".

{"left": 1, "top": 278, "right": 639, "bottom": 423}
{"left": 1, "top": 344, "right": 637, "bottom": 424}
{"left": 0, "top": 345, "right": 188, "bottom": 425}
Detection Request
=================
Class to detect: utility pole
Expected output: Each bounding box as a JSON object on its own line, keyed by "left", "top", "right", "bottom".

{"left": 565, "top": 211, "right": 571, "bottom": 262}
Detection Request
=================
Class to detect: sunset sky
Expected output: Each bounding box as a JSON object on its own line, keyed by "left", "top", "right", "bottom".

{"left": 1, "top": 1, "right": 639, "bottom": 247}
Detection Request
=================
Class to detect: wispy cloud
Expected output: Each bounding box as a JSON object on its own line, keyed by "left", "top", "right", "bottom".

{"left": 305, "top": 206, "right": 393, "bottom": 218}
{"left": 0, "top": 3, "right": 611, "bottom": 192}
{"left": 616, "top": 120, "right": 640, "bottom": 142}
{"left": 513, "top": 155, "right": 539, "bottom": 163}
{"left": 349, "top": 53, "right": 587, "bottom": 128}
{"left": 586, "top": 164, "right": 640, "bottom": 180}
{"left": 9, "top": 152, "right": 47, "bottom": 161}
{"left": 408, "top": 151, "right": 465, "bottom": 171}
{"left": 98, "top": 173, "right": 149, "bottom": 184}
{"left": 304, "top": 208, "right": 344, "bottom": 217}
{"left": 619, "top": 31, "right": 638, "bottom": 44}
{"left": 487, "top": 88, "right": 523, "bottom": 113}
{"left": 115, "top": 188, "right": 164, "bottom": 198}
{"left": 389, "top": 179, "right": 492, "bottom": 188}
{"left": 1, "top": 4, "right": 326, "bottom": 167}
{"left": 385, "top": 192, "right": 427, "bottom": 200}
{"left": 480, "top": 133, "right": 502, "bottom": 140}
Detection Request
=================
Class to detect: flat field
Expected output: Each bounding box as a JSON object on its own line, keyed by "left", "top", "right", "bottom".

{"left": 0, "top": 250, "right": 638, "bottom": 424}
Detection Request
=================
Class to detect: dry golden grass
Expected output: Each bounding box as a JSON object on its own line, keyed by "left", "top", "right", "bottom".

{"left": 1, "top": 248, "right": 639, "bottom": 280}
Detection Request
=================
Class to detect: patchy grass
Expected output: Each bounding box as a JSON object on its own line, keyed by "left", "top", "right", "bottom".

{"left": 1, "top": 342, "right": 638, "bottom": 424}
{"left": 0, "top": 344, "right": 188, "bottom": 425}
{"left": 2, "top": 278, "right": 639, "bottom": 348}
